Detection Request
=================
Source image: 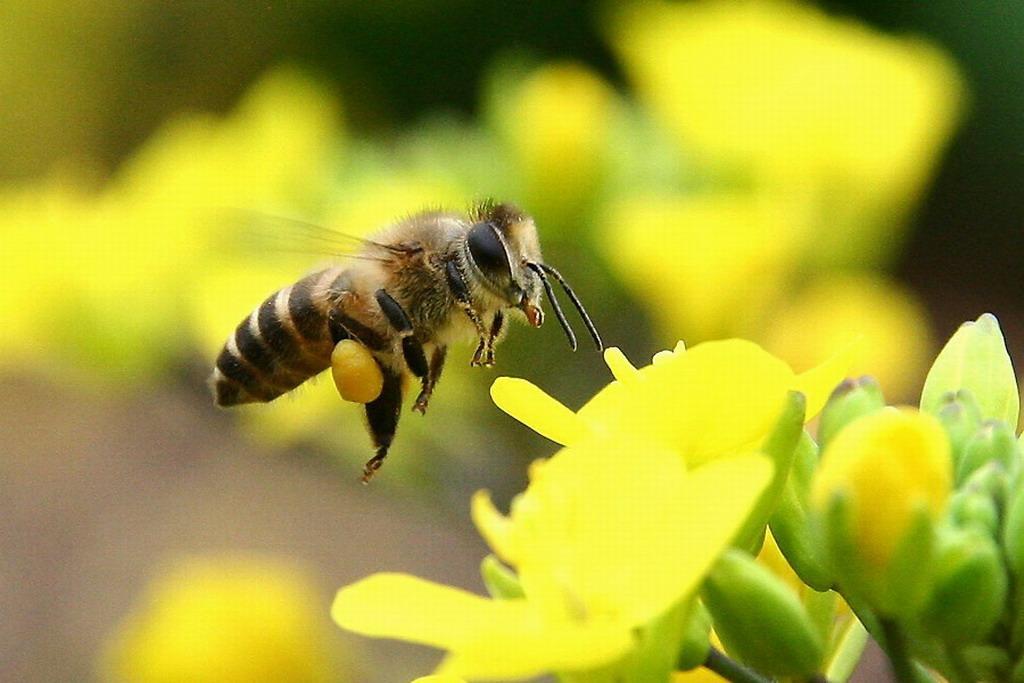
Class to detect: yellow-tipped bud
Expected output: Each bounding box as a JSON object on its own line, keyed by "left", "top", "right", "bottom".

{"left": 331, "top": 340, "right": 383, "bottom": 403}
{"left": 811, "top": 408, "right": 952, "bottom": 614}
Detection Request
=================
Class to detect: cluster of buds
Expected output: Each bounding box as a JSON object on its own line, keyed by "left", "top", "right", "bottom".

{"left": 800, "top": 314, "right": 1023, "bottom": 682}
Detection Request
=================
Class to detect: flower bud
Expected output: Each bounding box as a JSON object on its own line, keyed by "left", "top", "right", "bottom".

{"left": 811, "top": 408, "right": 952, "bottom": 616}
{"left": 675, "top": 601, "right": 712, "bottom": 671}
{"left": 948, "top": 488, "right": 1000, "bottom": 537}
{"left": 957, "top": 420, "right": 1018, "bottom": 485}
{"left": 817, "top": 376, "right": 885, "bottom": 452}
{"left": 919, "top": 527, "right": 1007, "bottom": 644}
{"left": 921, "top": 313, "right": 1019, "bottom": 431}
{"left": 1003, "top": 484, "right": 1024, "bottom": 580}
{"left": 331, "top": 339, "right": 383, "bottom": 403}
{"left": 933, "top": 389, "right": 982, "bottom": 471}
{"left": 479, "top": 555, "right": 524, "bottom": 600}
{"left": 769, "top": 434, "right": 834, "bottom": 590}
{"left": 702, "top": 549, "right": 824, "bottom": 677}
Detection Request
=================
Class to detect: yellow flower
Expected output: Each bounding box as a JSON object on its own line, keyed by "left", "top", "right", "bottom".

{"left": 334, "top": 440, "right": 773, "bottom": 680}
{"left": 611, "top": 0, "right": 964, "bottom": 266}
{"left": 101, "top": 556, "right": 340, "bottom": 683}
{"left": 494, "top": 62, "right": 616, "bottom": 225}
{"left": 760, "top": 273, "right": 934, "bottom": 401}
{"left": 812, "top": 407, "right": 952, "bottom": 571}
{"left": 412, "top": 677, "right": 467, "bottom": 683}
{"left": 491, "top": 339, "right": 851, "bottom": 468}
{"left": 600, "top": 192, "right": 813, "bottom": 340}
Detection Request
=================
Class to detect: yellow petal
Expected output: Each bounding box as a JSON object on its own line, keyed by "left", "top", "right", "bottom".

{"left": 792, "top": 337, "right": 862, "bottom": 419}
{"left": 471, "top": 490, "right": 518, "bottom": 565}
{"left": 333, "top": 574, "right": 632, "bottom": 681}
{"left": 333, "top": 574, "right": 503, "bottom": 650}
{"left": 579, "top": 340, "right": 793, "bottom": 466}
{"left": 437, "top": 618, "right": 632, "bottom": 681}
{"left": 603, "top": 347, "right": 639, "bottom": 383}
{"left": 490, "top": 377, "right": 586, "bottom": 445}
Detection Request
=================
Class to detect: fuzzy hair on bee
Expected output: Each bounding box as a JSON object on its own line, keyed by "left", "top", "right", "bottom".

{"left": 210, "top": 200, "right": 602, "bottom": 482}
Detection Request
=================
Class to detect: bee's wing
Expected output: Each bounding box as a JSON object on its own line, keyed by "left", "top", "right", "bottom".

{"left": 213, "top": 208, "right": 411, "bottom": 264}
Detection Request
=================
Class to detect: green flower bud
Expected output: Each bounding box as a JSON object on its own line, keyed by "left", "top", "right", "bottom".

{"left": 919, "top": 527, "right": 1007, "bottom": 644}
{"left": 811, "top": 409, "right": 951, "bottom": 617}
{"left": 818, "top": 376, "right": 886, "bottom": 451}
{"left": 676, "top": 601, "right": 712, "bottom": 671}
{"left": 702, "top": 549, "right": 824, "bottom": 677}
{"left": 770, "top": 433, "right": 834, "bottom": 590}
{"left": 480, "top": 555, "right": 524, "bottom": 599}
{"left": 963, "top": 461, "right": 1011, "bottom": 507}
{"left": 1003, "top": 484, "right": 1024, "bottom": 579}
{"left": 948, "top": 488, "right": 1000, "bottom": 537}
{"left": 934, "top": 389, "right": 983, "bottom": 471}
{"left": 957, "top": 420, "right": 1018, "bottom": 485}
{"left": 921, "top": 313, "right": 1019, "bottom": 431}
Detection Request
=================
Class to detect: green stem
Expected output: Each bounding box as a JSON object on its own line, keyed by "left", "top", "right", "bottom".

{"left": 879, "top": 619, "right": 916, "bottom": 683}
{"left": 703, "top": 647, "right": 774, "bottom": 683}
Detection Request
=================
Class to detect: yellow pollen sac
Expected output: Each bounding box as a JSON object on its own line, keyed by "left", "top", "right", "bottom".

{"left": 331, "top": 340, "right": 383, "bottom": 403}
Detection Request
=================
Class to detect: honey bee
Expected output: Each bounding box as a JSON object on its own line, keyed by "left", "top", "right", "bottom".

{"left": 210, "top": 201, "right": 602, "bottom": 481}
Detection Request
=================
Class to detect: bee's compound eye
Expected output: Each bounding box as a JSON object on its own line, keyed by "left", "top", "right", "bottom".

{"left": 467, "top": 222, "right": 512, "bottom": 281}
{"left": 331, "top": 340, "right": 383, "bottom": 403}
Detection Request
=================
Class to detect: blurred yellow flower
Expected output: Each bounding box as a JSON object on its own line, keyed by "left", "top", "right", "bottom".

{"left": 600, "top": 192, "right": 813, "bottom": 340}
{"left": 612, "top": 0, "right": 963, "bottom": 265}
{"left": 412, "top": 676, "right": 467, "bottom": 683}
{"left": 334, "top": 439, "right": 772, "bottom": 680}
{"left": 0, "top": 67, "right": 343, "bottom": 382}
{"left": 761, "top": 273, "right": 934, "bottom": 401}
{"left": 495, "top": 62, "right": 616, "bottom": 224}
{"left": 812, "top": 407, "right": 952, "bottom": 571}
{"left": 491, "top": 339, "right": 851, "bottom": 468}
{"left": 101, "top": 556, "right": 340, "bottom": 683}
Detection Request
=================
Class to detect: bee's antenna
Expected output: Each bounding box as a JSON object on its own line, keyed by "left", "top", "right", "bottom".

{"left": 535, "top": 263, "right": 603, "bottom": 352}
{"left": 527, "top": 262, "right": 577, "bottom": 351}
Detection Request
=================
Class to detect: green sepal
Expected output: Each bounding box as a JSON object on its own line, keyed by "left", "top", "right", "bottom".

{"left": 947, "top": 487, "right": 1000, "bottom": 537}
{"left": 480, "top": 555, "right": 524, "bottom": 599}
{"left": 920, "top": 313, "right": 1019, "bottom": 431}
{"left": 735, "top": 390, "right": 806, "bottom": 552}
{"left": 957, "top": 420, "right": 1019, "bottom": 485}
{"left": 918, "top": 527, "right": 1007, "bottom": 644}
{"left": 824, "top": 619, "right": 869, "bottom": 683}
{"left": 559, "top": 598, "right": 693, "bottom": 683}
{"left": 934, "top": 389, "right": 983, "bottom": 472}
{"left": 676, "top": 600, "right": 712, "bottom": 671}
{"left": 817, "top": 491, "right": 936, "bottom": 619}
{"left": 818, "top": 376, "right": 885, "bottom": 451}
{"left": 701, "top": 549, "right": 824, "bottom": 677}
{"left": 770, "top": 432, "right": 834, "bottom": 590}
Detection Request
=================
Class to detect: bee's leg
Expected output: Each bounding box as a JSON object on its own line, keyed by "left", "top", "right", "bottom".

{"left": 444, "top": 260, "right": 489, "bottom": 366}
{"left": 375, "top": 287, "right": 432, "bottom": 391}
{"left": 483, "top": 311, "right": 505, "bottom": 366}
{"left": 361, "top": 366, "right": 403, "bottom": 483}
{"left": 414, "top": 345, "right": 447, "bottom": 414}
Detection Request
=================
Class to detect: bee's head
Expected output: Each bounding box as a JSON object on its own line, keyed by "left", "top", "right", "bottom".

{"left": 465, "top": 200, "right": 602, "bottom": 352}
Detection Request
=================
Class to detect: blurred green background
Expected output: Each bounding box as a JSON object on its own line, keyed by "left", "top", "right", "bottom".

{"left": 2, "top": 1, "right": 1021, "bottom": 681}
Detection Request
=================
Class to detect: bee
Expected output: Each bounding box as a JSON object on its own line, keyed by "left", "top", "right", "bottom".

{"left": 210, "top": 201, "right": 602, "bottom": 482}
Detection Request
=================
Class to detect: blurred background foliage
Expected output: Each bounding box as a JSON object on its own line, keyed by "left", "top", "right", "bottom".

{"left": 2, "top": 1, "right": 1022, "bottom": 681}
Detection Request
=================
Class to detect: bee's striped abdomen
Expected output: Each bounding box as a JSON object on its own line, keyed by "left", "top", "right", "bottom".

{"left": 211, "top": 268, "right": 348, "bottom": 406}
